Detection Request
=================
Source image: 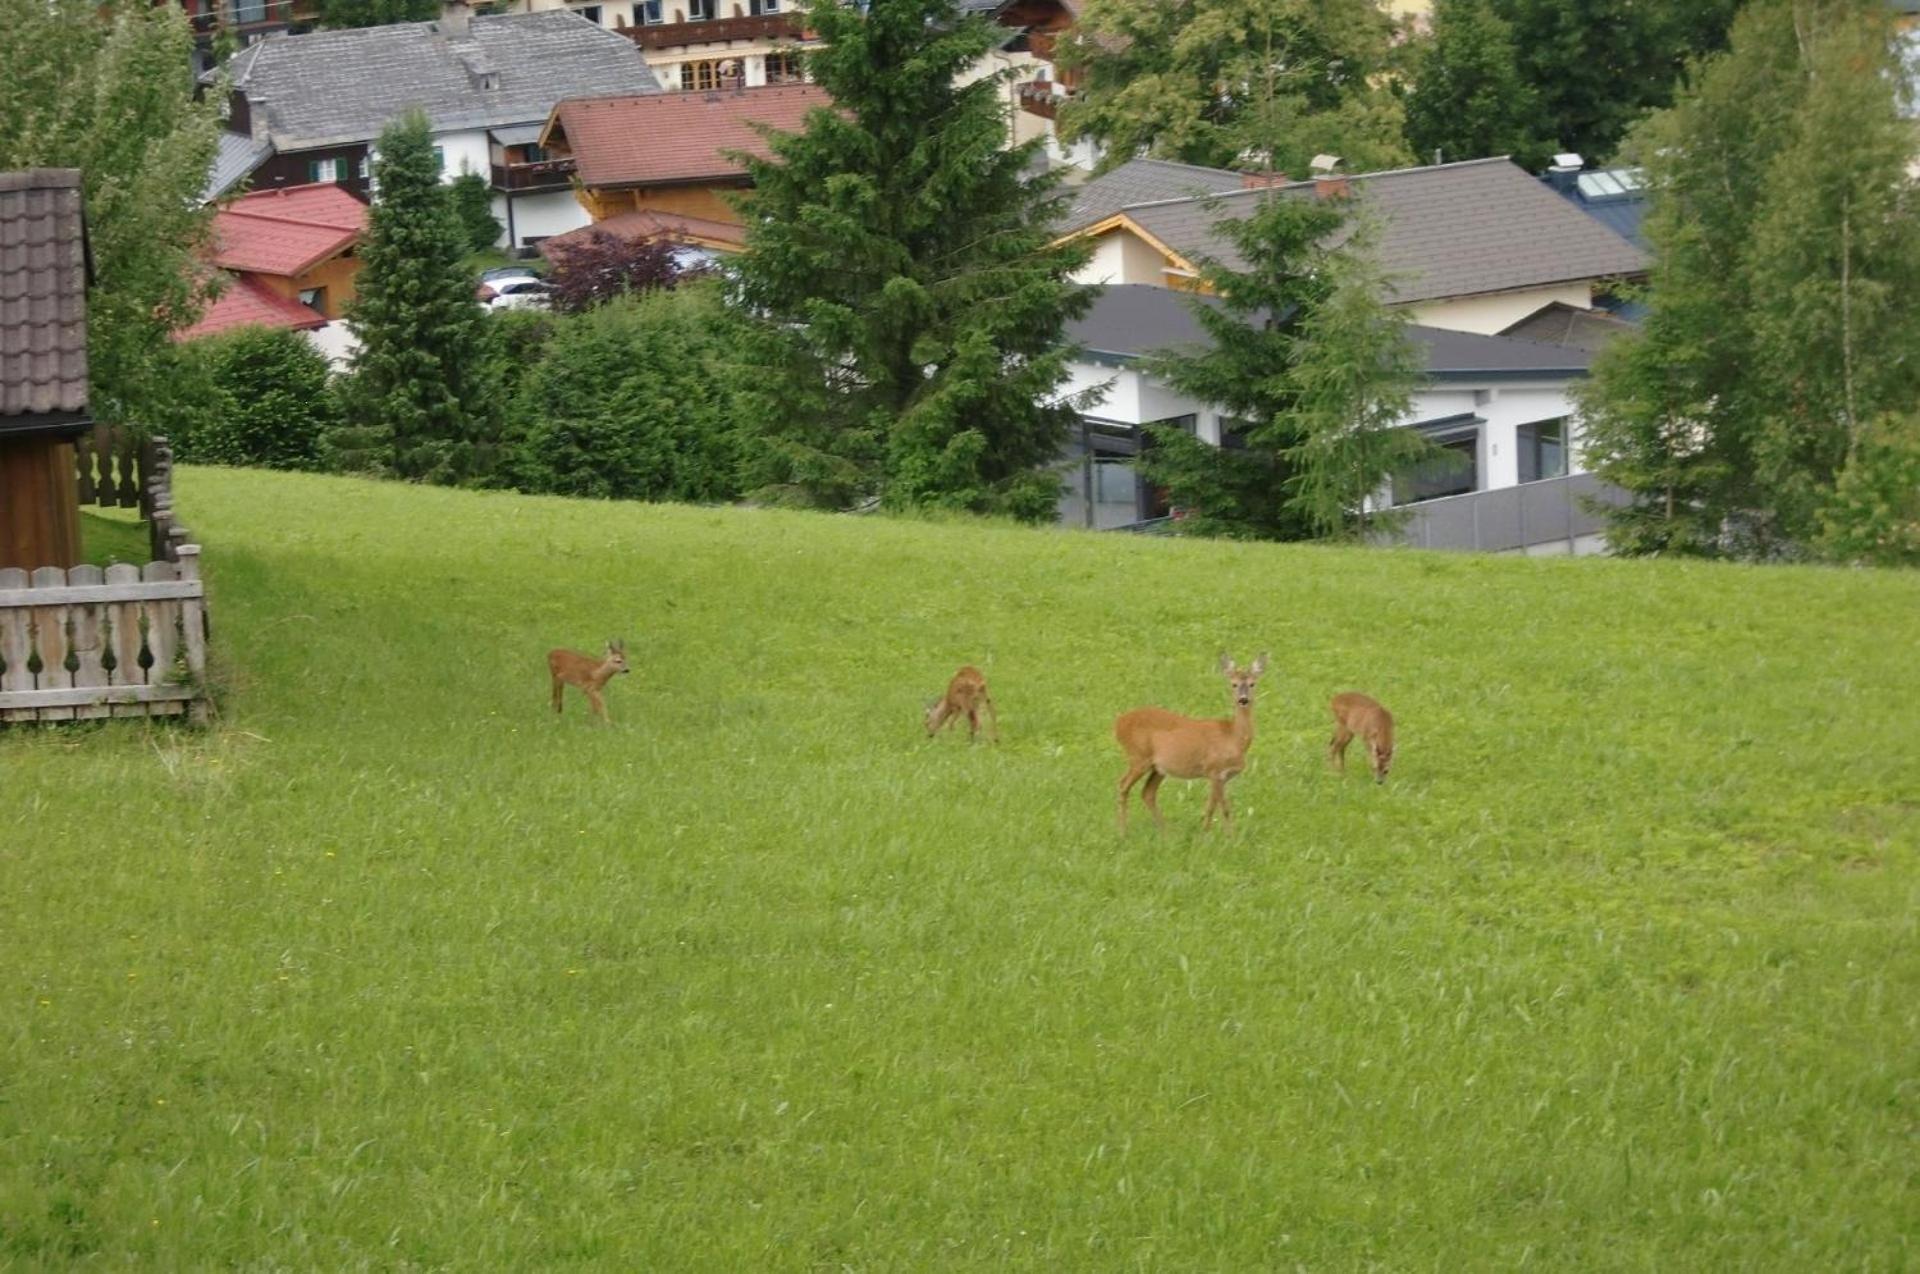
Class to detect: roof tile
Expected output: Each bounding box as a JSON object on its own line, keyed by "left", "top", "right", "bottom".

{"left": 549, "top": 84, "right": 831, "bottom": 189}
{"left": 0, "top": 169, "right": 89, "bottom": 419}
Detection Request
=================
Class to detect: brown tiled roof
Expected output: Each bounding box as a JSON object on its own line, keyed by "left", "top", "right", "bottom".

{"left": 210, "top": 184, "right": 367, "bottom": 277}
{"left": 0, "top": 169, "right": 89, "bottom": 420}
{"left": 543, "top": 209, "right": 746, "bottom": 255}
{"left": 175, "top": 275, "right": 327, "bottom": 342}
{"left": 546, "top": 84, "right": 830, "bottom": 189}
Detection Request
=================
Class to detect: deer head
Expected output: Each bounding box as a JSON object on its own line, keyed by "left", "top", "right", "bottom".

{"left": 1218, "top": 651, "right": 1269, "bottom": 708}
{"left": 606, "top": 639, "right": 630, "bottom": 675}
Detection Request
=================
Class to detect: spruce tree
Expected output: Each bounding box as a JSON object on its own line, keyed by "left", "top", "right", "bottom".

{"left": 339, "top": 111, "right": 498, "bottom": 482}
{"left": 1402, "top": 0, "right": 1546, "bottom": 167}
{"left": 731, "top": 0, "right": 1096, "bottom": 520}
{"left": 1138, "top": 194, "right": 1431, "bottom": 541}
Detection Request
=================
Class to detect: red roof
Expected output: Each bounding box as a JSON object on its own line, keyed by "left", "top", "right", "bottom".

{"left": 175, "top": 275, "right": 327, "bottom": 341}
{"left": 543, "top": 209, "right": 747, "bottom": 256}
{"left": 546, "top": 84, "right": 831, "bottom": 189}
{"left": 210, "top": 184, "right": 367, "bottom": 277}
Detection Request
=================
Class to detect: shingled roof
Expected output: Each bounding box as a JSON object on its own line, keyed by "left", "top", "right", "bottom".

{"left": 0, "top": 169, "right": 90, "bottom": 428}
{"left": 217, "top": 10, "right": 662, "bottom": 152}
{"left": 545, "top": 84, "right": 831, "bottom": 189}
{"left": 1069, "top": 285, "right": 1595, "bottom": 381}
{"left": 209, "top": 185, "right": 367, "bottom": 276}
{"left": 1066, "top": 157, "right": 1650, "bottom": 305}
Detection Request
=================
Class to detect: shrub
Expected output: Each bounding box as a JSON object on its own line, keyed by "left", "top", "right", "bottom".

{"left": 542, "top": 230, "right": 684, "bottom": 314}
{"left": 502, "top": 283, "right": 744, "bottom": 503}
{"left": 169, "top": 325, "right": 339, "bottom": 471}
{"left": 449, "top": 172, "right": 503, "bottom": 254}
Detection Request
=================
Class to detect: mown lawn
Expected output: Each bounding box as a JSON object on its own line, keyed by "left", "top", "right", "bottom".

{"left": 3, "top": 468, "right": 1916, "bottom": 1269}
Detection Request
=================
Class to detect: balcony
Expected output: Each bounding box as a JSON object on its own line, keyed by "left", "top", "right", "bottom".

{"left": 183, "top": 0, "right": 317, "bottom": 36}
{"left": 491, "top": 158, "right": 578, "bottom": 193}
{"left": 1016, "top": 80, "right": 1066, "bottom": 120}
{"left": 1377, "top": 472, "right": 1629, "bottom": 555}
{"left": 619, "top": 12, "right": 806, "bottom": 50}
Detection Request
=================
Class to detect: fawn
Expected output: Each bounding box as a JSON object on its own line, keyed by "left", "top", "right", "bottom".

{"left": 1328, "top": 692, "right": 1394, "bottom": 783}
{"left": 1115, "top": 652, "right": 1268, "bottom": 832}
{"left": 548, "top": 639, "right": 630, "bottom": 722}
{"left": 926, "top": 665, "right": 999, "bottom": 742}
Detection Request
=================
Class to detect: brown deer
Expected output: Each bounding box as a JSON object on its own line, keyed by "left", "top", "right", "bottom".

{"left": 548, "top": 639, "right": 630, "bottom": 722}
{"left": 1115, "top": 652, "right": 1268, "bottom": 832}
{"left": 925, "top": 665, "right": 999, "bottom": 742}
{"left": 1328, "top": 692, "right": 1394, "bottom": 783}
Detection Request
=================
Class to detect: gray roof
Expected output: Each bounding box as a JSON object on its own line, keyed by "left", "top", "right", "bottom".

{"left": 1071, "top": 157, "right": 1650, "bottom": 305}
{"left": 0, "top": 170, "right": 89, "bottom": 423}
{"left": 1500, "top": 300, "right": 1637, "bottom": 353}
{"left": 1066, "top": 157, "right": 1242, "bottom": 227}
{"left": 1069, "top": 285, "right": 1594, "bottom": 380}
{"left": 217, "top": 10, "right": 662, "bottom": 151}
{"left": 204, "top": 131, "right": 274, "bottom": 203}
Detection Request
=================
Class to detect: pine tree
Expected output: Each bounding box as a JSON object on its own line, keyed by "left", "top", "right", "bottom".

{"left": 1138, "top": 193, "right": 1431, "bottom": 541}
{"left": 1402, "top": 0, "right": 1546, "bottom": 167}
{"left": 448, "top": 172, "right": 503, "bottom": 254}
{"left": 1579, "top": 0, "right": 1920, "bottom": 558}
{"left": 338, "top": 111, "right": 498, "bottom": 482}
{"left": 731, "top": 0, "right": 1096, "bottom": 520}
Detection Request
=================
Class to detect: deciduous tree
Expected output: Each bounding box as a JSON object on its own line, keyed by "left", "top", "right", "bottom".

{"left": 543, "top": 231, "right": 685, "bottom": 314}
{"left": 1401, "top": 0, "right": 1545, "bottom": 167}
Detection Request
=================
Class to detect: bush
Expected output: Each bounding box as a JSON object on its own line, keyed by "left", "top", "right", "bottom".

{"left": 168, "top": 325, "right": 339, "bottom": 471}
{"left": 1818, "top": 413, "right": 1920, "bottom": 567}
{"left": 502, "top": 284, "right": 745, "bottom": 503}
{"left": 542, "top": 229, "right": 684, "bottom": 314}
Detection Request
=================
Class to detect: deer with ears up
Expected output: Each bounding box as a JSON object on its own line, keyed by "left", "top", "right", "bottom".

{"left": 1114, "top": 652, "right": 1269, "bottom": 832}
{"left": 926, "top": 665, "right": 999, "bottom": 742}
{"left": 548, "top": 639, "right": 629, "bottom": 722}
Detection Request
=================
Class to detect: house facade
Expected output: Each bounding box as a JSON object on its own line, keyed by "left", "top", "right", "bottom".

{"left": 203, "top": 4, "right": 663, "bottom": 251}
{"left": 1058, "top": 157, "right": 1649, "bottom": 337}
{"left": 0, "top": 170, "right": 91, "bottom": 571}
{"left": 177, "top": 184, "right": 368, "bottom": 342}
{"left": 537, "top": 82, "right": 827, "bottom": 256}
{"left": 1058, "top": 286, "right": 1614, "bottom": 555}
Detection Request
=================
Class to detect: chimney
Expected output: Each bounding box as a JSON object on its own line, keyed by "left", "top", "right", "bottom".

{"left": 1545, "top": 151, "right": 1583, "bottom": 194}
{"left": 1309, "top": 154, "right": 1347, "bottom": 200}
{"left": 439, "top": 0, "right": 471, "bottom": 36}
{"left": 247, "top": 94, "right": 270, "bottom": 143}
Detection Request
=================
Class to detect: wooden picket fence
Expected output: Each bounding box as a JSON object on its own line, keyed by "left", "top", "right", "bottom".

{"left": 74, "top": 425, "right": 193, "bottom": 564}
{"left": 0, "top": 547, "right": 209, "bottom": 723}
{"left": 0, "top": 427, "right": 209, "bottom": 723}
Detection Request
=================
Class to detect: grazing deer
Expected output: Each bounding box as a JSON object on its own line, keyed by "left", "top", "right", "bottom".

{"left": 1115, "top": 652, "right": 1269, "bottom": 832}
{"left": 1328, "top": 692, "right": 1394, "bottom": 783}
{"left": 548, "top": 639, "right": 630, "bottom": 722}
{"left": 926, "top": 665, "right": 999, "bottom": 742}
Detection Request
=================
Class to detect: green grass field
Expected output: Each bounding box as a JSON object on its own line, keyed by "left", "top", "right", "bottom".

{"left": 5, "top": 469, "right": 1917, "bottom": 1268}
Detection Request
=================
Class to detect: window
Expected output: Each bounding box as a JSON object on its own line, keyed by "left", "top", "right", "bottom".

{"left": 307, "top": 156, "right": 344, "bottom": 183}
{"left": 1217, "top": 416, "right": 1255, "bottom": 450}
{"left": 687, "top": 0, "right": 712, "bottom": 18}
{"left": 749, "top": 0, "right": 780, "bottom": 12}
{"left": 764, "top": 50, "right": 803, "bottom": 83}
{"left": 227, "top": 0, "right": 266, "bottom": 24}
{"left": 1517, "top": 417, "right": 1569, "bottom": 483}
{"left": 297, "top": 286, "right": 326, "bottom": 314}
{"left": 432, "top": 146, "right": 446, "bottom": 173}
{"left": 357, "top": 154, "right": 370, "bottom": 179}
{"left": 578, "top": 3, "right": 602, "bottom": 23}
{"left": 632, "top": 0, "right": 660, "bottom": 22}
{"left": 1393, "top": 429, "right": 1478, "bottom": 504}
{"left": 680, "top": 58, "right": 729, "bottom": 90}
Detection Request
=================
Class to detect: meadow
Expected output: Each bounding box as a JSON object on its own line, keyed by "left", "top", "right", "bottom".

{"left": 3, "top": 468, "right": 1916, "bottom": 1269}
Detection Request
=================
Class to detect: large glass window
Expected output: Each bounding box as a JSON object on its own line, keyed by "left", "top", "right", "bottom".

{"left": 1517, "top": 417, "right": 1569, "bottom": 483}
{"left": 632, "top": 0, "right": 660, "bottom": 21}
{"left": 1393, "top": 429, "right": 1477, "bottom": 504}
{"left": 687, "top": 0, "right": 713, "bottom": 18}
{"left": 764, "top": 50, "right": 804, "bottom": 83}
{"left": 680, "top": 59, "right": 723, "bottom": 90}
{"left": 749, "top": 0, "right": 780, "bottom": 12}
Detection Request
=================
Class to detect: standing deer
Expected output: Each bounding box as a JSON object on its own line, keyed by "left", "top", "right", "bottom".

{"left": 925, "top": 665, "right": 999, "bottom": 743}
{"left": 1115, "top": 652, "right": 1269, "bottom": 832}
{"left": 548, "top": 639, "right": 630, "bottom": 722}
{"left": 1328, "top": 692, "right": 1394, "bottom": 783}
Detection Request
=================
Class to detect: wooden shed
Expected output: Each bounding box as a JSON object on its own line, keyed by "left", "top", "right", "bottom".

{"left": 0, "top": 169, "right": 91, "bottom": 572}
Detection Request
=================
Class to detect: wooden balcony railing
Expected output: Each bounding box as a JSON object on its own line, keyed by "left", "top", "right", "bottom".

{"left": 491, "top": 158, "right": 578, "bottom": 193}
{"left": 618, "top": 12, "right": 805, "bottom": 49}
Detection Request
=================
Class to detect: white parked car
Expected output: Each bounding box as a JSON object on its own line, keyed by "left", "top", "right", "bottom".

{"left": 480, "top": 277, "right": 555, "bottom": 311}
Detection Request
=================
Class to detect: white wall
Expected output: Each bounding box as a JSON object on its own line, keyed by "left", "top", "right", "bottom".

{"left": 1072, "top": 229, "right": 1181, "bottom": 287}
{"left": 1403, "top": 283, "right": 1593, "bottom": 335}
{"left": 495, "top": 189, "right": 592, "bottom": 248}
{"left": 435, "top": 130, "right": 495, "bottom": 188}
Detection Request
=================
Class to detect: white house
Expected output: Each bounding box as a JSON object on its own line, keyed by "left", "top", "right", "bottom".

{"left": 202, "top": 4, "right": 664, "bottom": 251}
{"left": 1059, "top": 286, "right": 1619, "bottom": 554}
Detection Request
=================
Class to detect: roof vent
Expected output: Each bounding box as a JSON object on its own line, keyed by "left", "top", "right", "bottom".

{"left": 1309, "top": 153, "right": 1342, "bottom": 176}
{"left": 1545, "top": 151, "right": 1584, "bottom": 194}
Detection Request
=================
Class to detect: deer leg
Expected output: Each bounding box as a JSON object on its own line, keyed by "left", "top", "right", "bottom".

{"left": 1214, "top": 778, "right": 1232, "bottom": 829}
{"left": 982, "top": 693, "right": 1000, "bottom": 743}
{"left": 966, "top": 708, "right": 979, "bottom": 741}
{"left": 1141, "top": 770, "right": 1167, "bottom": 831}
{"left": 552, "top": 676, "right": 565, "bottom": 714}
{"left": 1329, "top": 726, "right": 1352, "bottom": 772}
{"left": 928, "top": 702, "right": 952, "bottom": 737}
{"left": 1117, "top": 761, "right": 1149, "bottom": 832}
{"left": 587, "top": 687, "right": 608, "bottom": 723}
